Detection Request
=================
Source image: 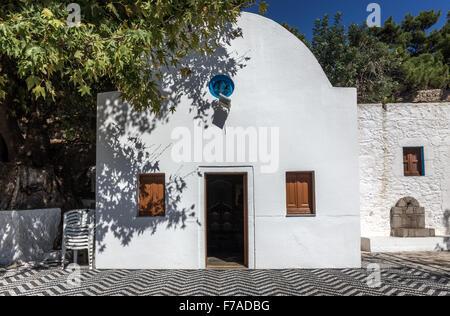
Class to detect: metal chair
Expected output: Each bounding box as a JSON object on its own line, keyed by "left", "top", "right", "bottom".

{"left": 62, "top": 209, "right": 95, "bottom": 270}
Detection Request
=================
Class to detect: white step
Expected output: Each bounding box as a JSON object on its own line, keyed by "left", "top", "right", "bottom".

{"left": 361, "top": 236, "right": 450, "bottom": 252}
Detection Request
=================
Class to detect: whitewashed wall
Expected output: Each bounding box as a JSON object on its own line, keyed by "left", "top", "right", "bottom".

{"left": 359, "top": 103, "right": 450, "bottom": 237}
{"left": 96, "top": 13, "right": 361, "bottom": 269}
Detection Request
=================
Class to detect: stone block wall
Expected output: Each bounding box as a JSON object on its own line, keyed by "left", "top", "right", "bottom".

{"left": 397, "top": 89, "right": 450, "bottom": 103}
{"left": 390, "top": 197, "right": 435, "bottom": 238}
{"left": 359, "top": 103, "right": 450, "bottom": 237}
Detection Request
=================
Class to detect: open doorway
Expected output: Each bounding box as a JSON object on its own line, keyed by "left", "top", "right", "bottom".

{"left": 205, "top": 173, "right": 248, "bottom": 269}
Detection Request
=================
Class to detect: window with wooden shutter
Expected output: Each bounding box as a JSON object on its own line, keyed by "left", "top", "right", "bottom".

{"left": 403, "top": 147, "right": 424, "bottom": 177}
{"left": 286, "top": 172, "right": 315, "bottom": 215}
{"left": 138, "top": 174, "right": 166, "bottom": 217}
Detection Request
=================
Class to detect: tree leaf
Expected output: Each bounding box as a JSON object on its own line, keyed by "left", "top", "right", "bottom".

{"left": 41, "top": 8, "right": 54, "bottom": 19}
{"left": 26, "top": 76, "right": 41, "bottom": 91}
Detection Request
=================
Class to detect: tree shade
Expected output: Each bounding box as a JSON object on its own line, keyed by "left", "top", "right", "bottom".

{"left": 0, "top": 0, "right": 267, "bottom": 211}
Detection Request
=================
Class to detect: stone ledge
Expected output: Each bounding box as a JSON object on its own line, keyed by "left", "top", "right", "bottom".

{"left": 391, "top": 228, "right": 435, "bottom": 238}
{"left": 396, "top": 89, "right": 450, "bottom": 103}
{"left": 361, "top": 236, "right": 449, "bottom": 253}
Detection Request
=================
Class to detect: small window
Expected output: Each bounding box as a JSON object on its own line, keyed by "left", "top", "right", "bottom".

{"left": 138, "top": 174, "right": 166, "bottom": 217}
{"left": 286, "top": 172, "right": 315, "bottom": 215}
{"left": 403, "top": 147, "right": 425, "bottom": 177}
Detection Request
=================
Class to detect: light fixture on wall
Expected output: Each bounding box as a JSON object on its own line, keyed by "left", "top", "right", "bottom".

{"left": 219, "top": 94, "right": 232, "bottom": 112}
{"left": 209, "top": 75, "right": 235, "bottom": 99}
{"left": 209, "top": 75, "right": 234, "bottom": 129}
{"left": 209, "top": 74, "right": 234, "bottom": 111}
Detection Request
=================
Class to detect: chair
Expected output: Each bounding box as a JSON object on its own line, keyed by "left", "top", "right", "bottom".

{"left": 62, "top": 209, "right": 95, "bottom": 270}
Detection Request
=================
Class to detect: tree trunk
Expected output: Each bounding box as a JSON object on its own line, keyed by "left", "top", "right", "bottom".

{"left": 0, "top": 103, "right": 91, "bottom": 250}
{"left": 0, "top": 163, "right": 79, "bottom": 211}
{"left": 0, "top": 104, "right": 74, "bottom": 209}
{"left": 23, "top": 115, "right": 51, "bottom": 168}
{"left": 0, "top": 105, "right": 79, "bottom": 211}
{"left": 0, "top": 162, "right": 81, "bottom": 250}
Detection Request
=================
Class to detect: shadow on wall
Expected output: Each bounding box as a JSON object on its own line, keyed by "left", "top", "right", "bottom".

{"left": 443, "top": 210, "right": 450, "bottom": 251}
{"left": 99, "top": 25, "right": 249, "bottom": 136}
{"left": 160, "top": 26, "right": 249, "bottom": 128}
{"left": 96, "top": 23, "right": 249, "bottom": 253}
{"left": 96, "top": 124, "right": 199, "bottom": 253}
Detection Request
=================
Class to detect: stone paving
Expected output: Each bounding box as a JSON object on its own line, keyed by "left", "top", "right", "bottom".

{"left": 0, "top": 252, "right": 448, "bottom": 296}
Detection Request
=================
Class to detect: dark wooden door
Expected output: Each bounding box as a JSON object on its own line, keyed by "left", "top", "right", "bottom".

{"left": 205, "top": 173, "right": 248, "bottom": 268}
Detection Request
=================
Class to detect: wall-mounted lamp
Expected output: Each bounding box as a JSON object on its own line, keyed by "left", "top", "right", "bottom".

{"left": 209, "top": 75, "right": 234, "bottom": 129}
{"left": 219, "top": 94, "right": 232, "bottom": 112}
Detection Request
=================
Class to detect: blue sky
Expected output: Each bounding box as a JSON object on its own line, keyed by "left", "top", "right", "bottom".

{"left": 245, "top": 0, "right": 449, "bottom": 41}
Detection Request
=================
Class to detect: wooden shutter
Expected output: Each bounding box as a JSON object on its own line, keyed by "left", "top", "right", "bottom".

{"left": 138, "top": 174, "right": 166, "bottom": 217}
{"left": 286, "top": 173, "right": 298, "bottom": 209}
{"left": 403, "top": 148, "right": 423, "bottom": 176}
{"left": 286, "top": 172, "right": 315, "bottom": 215}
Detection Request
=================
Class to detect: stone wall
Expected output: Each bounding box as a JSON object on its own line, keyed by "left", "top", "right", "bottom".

{"left": 359, "top": 102, "right": 450, "bottom": 237}
{"left": 0, "top": 209, "right": 61, "bottom": 266}
{"left": 397, "top": 89, "right": 450, "bottom": 103}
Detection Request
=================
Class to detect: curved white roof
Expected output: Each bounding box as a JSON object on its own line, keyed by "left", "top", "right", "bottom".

{"left": 231, "top": 12, "right": 332, "bottom": 89}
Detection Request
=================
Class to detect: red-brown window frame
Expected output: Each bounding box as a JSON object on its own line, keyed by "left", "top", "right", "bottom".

{"left": 403, "top": 147, "right": 425, "bottom": 177}
{"left": 286, "top": 171, "right": 316, "bottom": 216}
{"left": 138, "top": 173, "right": 166, "bottom": 217}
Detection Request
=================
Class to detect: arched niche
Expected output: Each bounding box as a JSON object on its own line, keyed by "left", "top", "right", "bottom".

{"left": 391, "top": 196, "right": 435, "bottom": 237}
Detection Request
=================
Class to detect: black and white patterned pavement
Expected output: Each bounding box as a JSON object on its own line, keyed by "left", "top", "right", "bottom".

{"left": 0, "top": 253, "right": 448, "bottom": 296}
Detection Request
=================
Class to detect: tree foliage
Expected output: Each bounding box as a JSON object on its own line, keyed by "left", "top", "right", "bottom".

{"left": 299, "top": 13, "right": 401, "bottom": 103}
{"left": 372, "top": 10, "right": 450, "bottom": 94}
{"left": 281, "top": 22, "right": 310, "bottom": 49}
{"left": 283, "top": 10, "right": 449, "bottom": 103}
{"left": 0, "top": 0, "right": 268, "bottom": 113}
{"left": 345, "top": 23, "right": 402, "bottom": 103}
{"left": 403, "top": 53, "right": 449, "bottom": 90}
{"left": 0, "top": 0, "right": 267, "bottom": 210}
{"left": 0, "top": 0, "right": 268, "bottom": 159}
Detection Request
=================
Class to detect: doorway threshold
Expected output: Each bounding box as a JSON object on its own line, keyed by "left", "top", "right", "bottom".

{"left": 206, "top": 257, "right": 248, "bottom": 270}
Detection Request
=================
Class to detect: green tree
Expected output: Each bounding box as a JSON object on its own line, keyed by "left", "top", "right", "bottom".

{"left": 372, "top": 10, "right": 449, "bottom": 91}
{"left": 345, "top": 23, "right": 402, "bottom": 103}
{"left": 403, "top": 54, "right": 449, "bottom": 90}
{"left": 284, "top": 10, "right": 449, "bottom": 102}
{"left": 281, "top": 22, "right": 310, "bottom": 49}
{"left": 311, "top": 13, "right": 348, "bottom": 86}
{"left": 306, "top": 13, "right": 401, "bottom": 103}
{"left": 437, "top": 11, "right": 450, "bottom": 64}
{"left": 0, "top": 0, "right": 267, "bottom": 210}
{"left": 401, "top": 10, "right": 442, "bottom": 56}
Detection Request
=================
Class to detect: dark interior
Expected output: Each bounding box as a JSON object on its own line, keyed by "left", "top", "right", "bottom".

{"left": 206, "top": 174, "right": 245, "bottom": 267}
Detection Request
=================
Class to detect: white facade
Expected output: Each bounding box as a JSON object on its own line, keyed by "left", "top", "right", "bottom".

{"left": 359, "top": 103, "right": 450, "bottom": 237}
{"left": 96, "top": 13, "right": 361, "bottom": 269}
